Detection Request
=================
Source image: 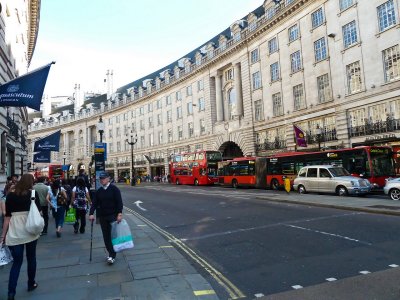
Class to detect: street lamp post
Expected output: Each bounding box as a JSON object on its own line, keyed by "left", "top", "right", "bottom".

{"left": 97, "top": 116, "right": 105, "bottom": 143}
{"left": 94, "top": 116, "right": 106, "bottom": 189}
{"left": 126, "top": 132, "right": 138, "bottom": 186}
{"left": 316, "top": 124, "right": 322, "bottom": 151}
{"left": 62, "top": 152, "right": 67, "bottom": 179}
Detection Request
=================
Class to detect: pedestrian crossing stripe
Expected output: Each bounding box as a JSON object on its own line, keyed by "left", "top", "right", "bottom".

{"left": 159, "top": 245, "right": 173, "bottom": 248}
{"left": 194, "top": 290, "right": 216, "bottom": 296}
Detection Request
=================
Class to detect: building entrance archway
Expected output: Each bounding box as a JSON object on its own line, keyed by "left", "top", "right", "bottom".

{"left": 219, "top": 141, "right": 243, "bottom": 160}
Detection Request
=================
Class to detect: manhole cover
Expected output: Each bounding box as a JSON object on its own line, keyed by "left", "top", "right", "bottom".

{"left": 368, "top": 205, "right": 400, "bottom": 210}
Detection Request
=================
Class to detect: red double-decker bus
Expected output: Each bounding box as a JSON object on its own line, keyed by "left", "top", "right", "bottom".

{"left": 48, "top": 164, "right": 64, "bottom": 181}
{"left": 218, "top": 157, "right": 268, "bottom": 188}
{"left": 265, "top": 146, "right": 395, "bottom": 190}
{"left": 169, "top": 150, "right": 222, "bottom": 185}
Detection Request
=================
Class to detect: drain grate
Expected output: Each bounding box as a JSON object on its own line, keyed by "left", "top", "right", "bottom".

{"left": 368, "top": 205, "right": 400, "bottom": 210}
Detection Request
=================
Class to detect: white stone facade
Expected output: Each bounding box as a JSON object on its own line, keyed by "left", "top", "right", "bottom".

{"left": 28, "top": 0, "right": 400, "bottom": 178}
{"left": 0, "top": 0, "right": 40, "bottom": 185}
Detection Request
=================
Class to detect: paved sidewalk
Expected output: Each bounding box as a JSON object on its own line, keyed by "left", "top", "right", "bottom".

{"left": 0, "top": 210, "right": 218, "bottom": 300}
{"left": 256, "top": 192, "right": 400, "bottom": 216}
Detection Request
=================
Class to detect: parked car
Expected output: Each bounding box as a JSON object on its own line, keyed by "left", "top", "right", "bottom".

{"left": 293, "top": 165, "right": 371, "bottom": 196}
{"left": 383, "top": 177, "right": 400, "bottom": 200}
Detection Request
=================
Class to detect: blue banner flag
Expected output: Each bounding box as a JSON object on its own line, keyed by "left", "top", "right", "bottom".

{"left": 0, "top": 62, "right": 54, "bottom": 111}
{"left": 33, "top": 151, "right": 51, "bottom": 163}
{"left": 33, "top": 130, "right": 61, "bottom": 152}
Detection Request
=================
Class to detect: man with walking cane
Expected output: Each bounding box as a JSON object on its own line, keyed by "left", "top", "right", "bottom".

{"left": 89, "top": 172, "right": 123, "bottom": 265}
{"left": 89, "top": 219, "right": 94, "bottom": 262}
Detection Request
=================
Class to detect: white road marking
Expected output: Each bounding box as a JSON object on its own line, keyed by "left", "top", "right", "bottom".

{"left": 134, "top": 200, "right": 147, "bottom": 211}
{"left": 286, "top": 224, "right": 372, "bottom": 246}
{"left": 389, "top": 264, "right": 399, "bottom": 268}
{"left": 292, "top": 285, "right": 303, "bottom": 289}
{"left": 359, "top": 271, "right": 371, "bottom": 274}
{"left": 254, "top": 293, "right": 265, "bottom": 298}
{"left": 326, "top": 278, "right": 337, "bottom": 282}
{"left": 181, "top": 213, "right": 365, "bottom": 241}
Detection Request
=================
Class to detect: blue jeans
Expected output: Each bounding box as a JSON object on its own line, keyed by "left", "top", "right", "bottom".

{"left": 52, "top": 206, "right": 65, "bottom": 228}
{"left": 8, "top": 239, "right": 38, "bottom": 296}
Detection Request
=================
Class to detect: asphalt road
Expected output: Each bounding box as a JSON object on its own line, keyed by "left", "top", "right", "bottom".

{"left": 119, "top": 184, "right": 400, "bottom": 299}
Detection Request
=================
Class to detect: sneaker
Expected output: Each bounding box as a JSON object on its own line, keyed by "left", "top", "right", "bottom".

{"left": 107, "top": 257, "right": 115, "bottom": 265}
{"left": 73, "top": 223, "right": 79, "bottom": 234}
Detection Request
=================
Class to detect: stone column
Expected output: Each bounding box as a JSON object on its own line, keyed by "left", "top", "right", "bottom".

{"left": 215, "top": 74, "right": 224, "bottom": 122}
{"left": 234, "top": 63, "right": 243, "bottom": 117}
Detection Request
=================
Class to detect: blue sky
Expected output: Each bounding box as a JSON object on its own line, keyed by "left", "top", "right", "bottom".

{"left": 30, "top": 0, "right": 261, "bottom": 96}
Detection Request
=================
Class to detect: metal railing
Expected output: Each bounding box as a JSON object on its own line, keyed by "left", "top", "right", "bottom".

{"left": 151, "top": 158, "right": 165, "bottom": 164}
{"left": 306, "top": 128, "right": 338, "bottom": 144}
{"left": 349, "top": 118, "right": 400, "bottom": 137}
{"left": 256, "top": 139, "right": 286, "bottom": 151}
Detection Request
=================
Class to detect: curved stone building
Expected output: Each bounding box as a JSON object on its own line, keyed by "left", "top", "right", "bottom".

{"left": 28, "top": 0, "right": 400, "bottom": 180}
{"left": 0, "top": 0, "right": 41, "bottom": 185}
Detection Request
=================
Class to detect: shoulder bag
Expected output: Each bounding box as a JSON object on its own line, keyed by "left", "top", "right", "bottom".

{"left": 26, "top": 190, "right": 44, "bottom": 235}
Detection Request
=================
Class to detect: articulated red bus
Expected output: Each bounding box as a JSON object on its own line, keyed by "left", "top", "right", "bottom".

{"left": 218, "top": 157, "right": 268, "bottom": 188}
{"left": 169, "top": 150, "right": 222, "bottom": 185}
{"left": 265, "top": 146, "right": 395, "bottom": 190}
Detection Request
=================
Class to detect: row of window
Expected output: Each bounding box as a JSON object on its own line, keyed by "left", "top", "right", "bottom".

{"left": 109, "top": 104, "right": 206, "bottom": 135}
{"left": 108, "top": 97, "right": 206, "bottom": 126}
{"left": 251, "top": 0, "right": 397, "bottom": 68}
{"left": 254, "top": 73, "right": 331, "bottom": 120}
{"left": 107, "top": 120, "right": 207, "bottom": 153}
{"left": 252, "top": 42, "right": 399, "bottom": 112}
{"left": 349, "top": 99, "right": 400, "bottom": 126}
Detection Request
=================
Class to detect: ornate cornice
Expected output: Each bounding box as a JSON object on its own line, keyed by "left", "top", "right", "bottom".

{"left": 27, "top": 0, "right": 40, "bottom": 66}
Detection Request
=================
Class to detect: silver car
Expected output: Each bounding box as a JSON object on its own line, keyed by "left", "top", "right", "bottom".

{"left": 293, "top": 165, "right": 371, "bottom": 196}
{"left": 383, "top": 177, "right": 400, "bottom": 200}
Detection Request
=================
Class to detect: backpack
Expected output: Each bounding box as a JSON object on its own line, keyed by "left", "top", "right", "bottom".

{"left": 74, "top": 186, "right": 87, "bottom": 210}
{"left": 56, "top": 188, "right": 67, "bottom": 206}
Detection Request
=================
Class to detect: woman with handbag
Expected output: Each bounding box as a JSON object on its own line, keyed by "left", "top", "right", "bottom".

{"left": 0, "top": 174, "right": 41, "bottom": 300}
{"left": 46, "top": 180, "right": 68, "bottom": 238}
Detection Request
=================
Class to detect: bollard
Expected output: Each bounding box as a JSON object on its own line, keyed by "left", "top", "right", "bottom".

{"left": 284, "top": 177, "right": 291, "bottom": 193}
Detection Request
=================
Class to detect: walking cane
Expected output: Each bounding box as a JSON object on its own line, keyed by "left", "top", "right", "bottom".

{"left": 90, "top": 219, "right": 94, "bottom": 262}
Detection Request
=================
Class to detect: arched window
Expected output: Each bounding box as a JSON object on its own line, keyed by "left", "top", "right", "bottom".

{"left": 228, "top": 88, "right": 236, "bottom": 119}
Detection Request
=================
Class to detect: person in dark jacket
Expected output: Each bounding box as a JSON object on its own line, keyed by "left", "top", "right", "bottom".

{"left": 89, "top": 172, "right": 122, "bottom": 265}
{"left": 75, "top": 167, "right": 91, "bottom": 190}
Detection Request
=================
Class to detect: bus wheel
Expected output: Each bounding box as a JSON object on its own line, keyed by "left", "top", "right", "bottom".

{"left": 194, "top": 179, "right": 199, "bottom": 186}
{"left": 232, "top": 179, "right": 238, "bottom": 189}
{"left": 336, "top": 186, "right": 348, "bottom": 196}
{"left": 271, "top": 179, "right": 279, "bottom": 190}
{"left": 298, "top": 185, "right": 307, "bottom": 194}
{"left": 176, "top": 179, "right": 180, "bottom": 185}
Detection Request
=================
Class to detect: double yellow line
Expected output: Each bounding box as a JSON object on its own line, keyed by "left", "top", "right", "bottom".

{"left": 124, "top": 206, "right": 246, "bottom": 299}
